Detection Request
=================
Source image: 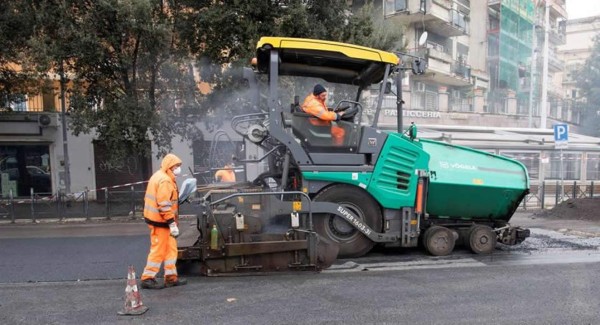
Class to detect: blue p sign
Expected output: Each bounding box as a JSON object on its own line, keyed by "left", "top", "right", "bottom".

{"left": 554, "top": 124, "right": 568, "bottom": 142}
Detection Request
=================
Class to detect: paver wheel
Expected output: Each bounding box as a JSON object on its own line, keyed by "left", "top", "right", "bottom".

{"left": 423, "top": 226, "right": 456, "bottom": 256}
{"left": 468, "top": 225, "right": 496, "bottom": 254}
{"left": 313, "top": 185, "right": 382, "bottom": 258}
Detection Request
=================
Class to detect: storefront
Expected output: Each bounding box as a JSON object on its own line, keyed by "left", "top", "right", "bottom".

{"left": 0, "top": 144, "right": 52, "bottom": 196}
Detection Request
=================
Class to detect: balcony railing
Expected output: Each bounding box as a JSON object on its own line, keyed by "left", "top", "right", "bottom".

{"left": 424, "top": 41, "right": 452, "bottom": 62}
{"left": 450, "top": 9, "right": 469, "bottom": 34}
{"left": 549, "top": 27, "right": 566, "bottom": 45}
{"left": 452, "top": 61, "right": 471, "bottom": 80}
{"left": 548, "top": 52, "right": 564, "bottom": 71}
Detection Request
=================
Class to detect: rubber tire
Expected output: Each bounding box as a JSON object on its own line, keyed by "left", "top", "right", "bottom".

{"left": 468, "top": 225, "right": 496, "bottom": 254}
{"left": 313, "top": 184, "right": 382, "bottom": 258}
{"left": 423, "top": 226, "right": 455, "bottom": 256}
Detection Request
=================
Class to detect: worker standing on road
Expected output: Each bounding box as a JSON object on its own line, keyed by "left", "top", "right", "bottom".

{"left": 215, "top": 162, "right": 236, "bottom": 183}
{"left": 301, "top": 84, "right": 345, "bottom": 145}
{"left": 140, "top": 153, "right": 187, "bottom": 289}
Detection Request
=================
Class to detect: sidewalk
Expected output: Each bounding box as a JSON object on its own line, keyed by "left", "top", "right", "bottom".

{"left": 511, "top": 211, "right": 600, "bottom": 237}
{"left": 2, "top": 211, "right": 600, "bottom": 238}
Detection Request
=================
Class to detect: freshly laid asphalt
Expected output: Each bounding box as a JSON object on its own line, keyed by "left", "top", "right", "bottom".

{"left": 0, "top": 211, "right": 599, "bottom": 284}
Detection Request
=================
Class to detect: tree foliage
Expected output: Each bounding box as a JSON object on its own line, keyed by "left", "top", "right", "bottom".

{"left": 0, "top": 0, "right": 404, "bottom": 160}
{"left": 0, "top": 1, "right": 38, "bottom": 104}
{"left": 576, "top": 34, "right": 600, "bottom": 137}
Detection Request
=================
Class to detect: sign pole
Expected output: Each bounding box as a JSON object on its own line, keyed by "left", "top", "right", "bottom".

{"left": 553, "top": 123, "right": 568, "bottom": 204}
{"left": 560, "top": 149, "right": 564, "bottom": 202}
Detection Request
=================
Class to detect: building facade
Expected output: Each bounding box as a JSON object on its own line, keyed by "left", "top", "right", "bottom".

{"left": 2, "top": 0, "right": 599, "bottom": 198}
{"left": 359, "top": 0, "right": 574, "bottom": 130}
{"left": 559, "top": 15, "right": 600, "bottom": 121}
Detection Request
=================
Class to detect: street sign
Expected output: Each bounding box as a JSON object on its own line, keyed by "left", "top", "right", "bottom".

{"left": 553, "top": 124, "right": 568, "bottom": 149}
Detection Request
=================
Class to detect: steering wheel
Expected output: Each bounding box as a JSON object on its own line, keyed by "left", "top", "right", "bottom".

{"left": 334, "top": 105, "right": 350, "bottom": 113}
{"left": 340, "top": 105, "right": 358, "bottom": 121}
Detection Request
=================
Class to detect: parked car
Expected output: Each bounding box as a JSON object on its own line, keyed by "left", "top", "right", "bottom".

{"left": 0, "top": 165, "right": 52, "bottom": 194}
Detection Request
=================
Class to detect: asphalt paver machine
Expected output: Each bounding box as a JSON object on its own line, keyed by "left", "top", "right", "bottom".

{"left": 177, "top": 37, "right": 530, "bottom": 275}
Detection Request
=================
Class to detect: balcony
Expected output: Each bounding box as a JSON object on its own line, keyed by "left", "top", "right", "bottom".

{"left": 488, "top": 0, "right": 501, "bottom": 10}
{"left": 549, "top": 0, "right": 567, "bottom": 19}
{"left": 384, "top": 0, "right": 468, "bottom": 37}
{"left": 548, "top": 52, "right": 564, "bottom": 72}
{"left": 548, "top": 28, "right": 566, "bottom": 45}
{"left": 424, "top": 41, "right": 452, "bottom": 63}
{"left": 471, "top": 69, "right": 490, "bottom": 89}
{"left": 518, "top": 77, "right": 531, "bottom": 93}
{"left": 410, "top": 48, "right": 473, "bottom": 87}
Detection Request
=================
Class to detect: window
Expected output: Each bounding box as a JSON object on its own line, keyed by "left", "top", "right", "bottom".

{"left": 0, "top": 145, "right": 51, "bottom": 197}
{"left": 449, "top": 89, "right": 472, "bottom": 112}
{"left": 411, "top": 83, "right": 438, "bottom": 111}
{"left": 587, "top": 153, "right": 600, "bottom": 180}
{"left": 549, "top": 102, "right": 558, "bottom": 118}
{"left": 547, "top": 152, "right": 581, "bottom": 180}
{"left": 517, "top": 98, "right": 529, "bottom": 115}
{"left": 1, "top": 94, "right": 28, "bottom": 112}
{"left": 451, "top": 9, "right": 469, "bottom": 32}
{"left": 384, "top": 0, "right": 407, "bottom": 15}
{"left": 500, "top": 152, "right": 539, "bottom": 180}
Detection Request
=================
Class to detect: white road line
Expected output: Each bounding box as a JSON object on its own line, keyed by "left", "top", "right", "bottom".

{"left": 324, "top": 258, "right": 487, "bottom": 273}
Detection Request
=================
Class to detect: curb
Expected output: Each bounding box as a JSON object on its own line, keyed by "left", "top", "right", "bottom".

{"left": 0, "top": 214, "right": 197, "bottom": 226}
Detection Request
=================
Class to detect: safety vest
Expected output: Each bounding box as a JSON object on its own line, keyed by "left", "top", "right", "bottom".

{"left": 215, "top": 168, "right": 236, "bottom": 182}
{"left": 301, "top": 94, "right": 337, "bottom": 121}
{"left": 143, "top": 154, "right": 181, "bottom": 227}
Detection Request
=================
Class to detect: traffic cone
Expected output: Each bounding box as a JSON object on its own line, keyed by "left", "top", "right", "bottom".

{"left": 117, "top": 265, "right": 149, "bottom": 316}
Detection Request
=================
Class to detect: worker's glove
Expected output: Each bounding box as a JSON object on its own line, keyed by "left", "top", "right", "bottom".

{"left": 169, "top": 223, "right": 180, "bottom": 238}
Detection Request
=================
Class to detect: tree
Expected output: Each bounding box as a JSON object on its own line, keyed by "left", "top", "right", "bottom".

{"left": 23, "top": 0, "right": 203, "bottom": 159}
{"left": 0, "top": 1, "right": 38, "bottom": 108}
{"left": 177, "top": 0, "right": 404, "bottom": 127}
{"left": 1, "top": 0, "right": 403, "bottom": 160}
{"left": 576, "top": 34, "right": 600, "bottom": 137}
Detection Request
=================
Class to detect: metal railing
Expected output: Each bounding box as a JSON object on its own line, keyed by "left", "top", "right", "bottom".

{"left": 520, "top": 181, "right": 600, "bottom": 211}
{"left": 0, "top": 186, "right": 147, "bottom": 222}
{"left": 3, "top": 180, "right": 598, "bottom": 222}
{"left": 452, "top": 61, "right": 471, "bottom": 79}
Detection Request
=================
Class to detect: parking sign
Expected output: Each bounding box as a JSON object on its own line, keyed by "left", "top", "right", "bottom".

{"left": 553, "top": 124, "right": 568, "bottom": 149}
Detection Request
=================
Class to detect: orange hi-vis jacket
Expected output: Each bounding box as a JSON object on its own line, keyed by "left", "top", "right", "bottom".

{"left": 301, "top": 93, "right": 345, "bottom": 145}
{"left": 143, "top": 154, "right": 181, "bottom": 228}
{"left": 301, "top": 94, "right": 338, "bottom": 121}
{"left": 215, "top": 166, "right": 236, "bottom": 182}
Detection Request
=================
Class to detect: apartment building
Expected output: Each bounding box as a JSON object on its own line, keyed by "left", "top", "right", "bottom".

{"left": 359, "top": 0, "right": 573, "bottom": 130}
{"left": 359, "top": 0, "right": 600, "bottom": 186}
{"left": 533, "top": 0, "right": 569, "bottom": 125}
{"left": 2, "top": 0, "right": 597, "bottom": 197}
{"left": 559, "top": 15, "right": 600, "bottom": 122}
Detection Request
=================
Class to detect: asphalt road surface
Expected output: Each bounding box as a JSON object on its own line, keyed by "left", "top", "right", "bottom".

{"left": 1, "top": 221, "right": 599, "bottom": 324}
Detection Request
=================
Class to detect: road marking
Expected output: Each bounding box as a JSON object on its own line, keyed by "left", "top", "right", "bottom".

{"left": 324, "top": 258, "right": 486, "bottom": 273}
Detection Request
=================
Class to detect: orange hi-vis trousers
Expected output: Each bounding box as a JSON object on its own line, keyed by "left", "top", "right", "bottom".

{"left": 331, "top": 125, "right": 345, "bottom": 145}
{"left": 308, "top": 118, "right": 346, "bottom": 145}
{"left": 141, "top": 225, "right": 179, "bottom": 282}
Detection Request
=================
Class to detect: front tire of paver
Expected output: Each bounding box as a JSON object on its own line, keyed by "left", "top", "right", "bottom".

{"left": 313, "top": 185, "right": 382, "bottom": 258}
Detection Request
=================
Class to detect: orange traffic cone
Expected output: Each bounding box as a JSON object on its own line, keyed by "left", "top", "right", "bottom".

{"left": 117, "top": 265, "right": 149, "bottom": 316}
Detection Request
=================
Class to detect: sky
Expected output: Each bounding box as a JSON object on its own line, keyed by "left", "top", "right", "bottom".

{"left": 567, "top": 0, "right": 600, "bottom": 20}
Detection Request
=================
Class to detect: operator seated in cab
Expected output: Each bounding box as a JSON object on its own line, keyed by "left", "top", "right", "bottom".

{"left": 301, "top": 84, "right": 346, "bottom": 146}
